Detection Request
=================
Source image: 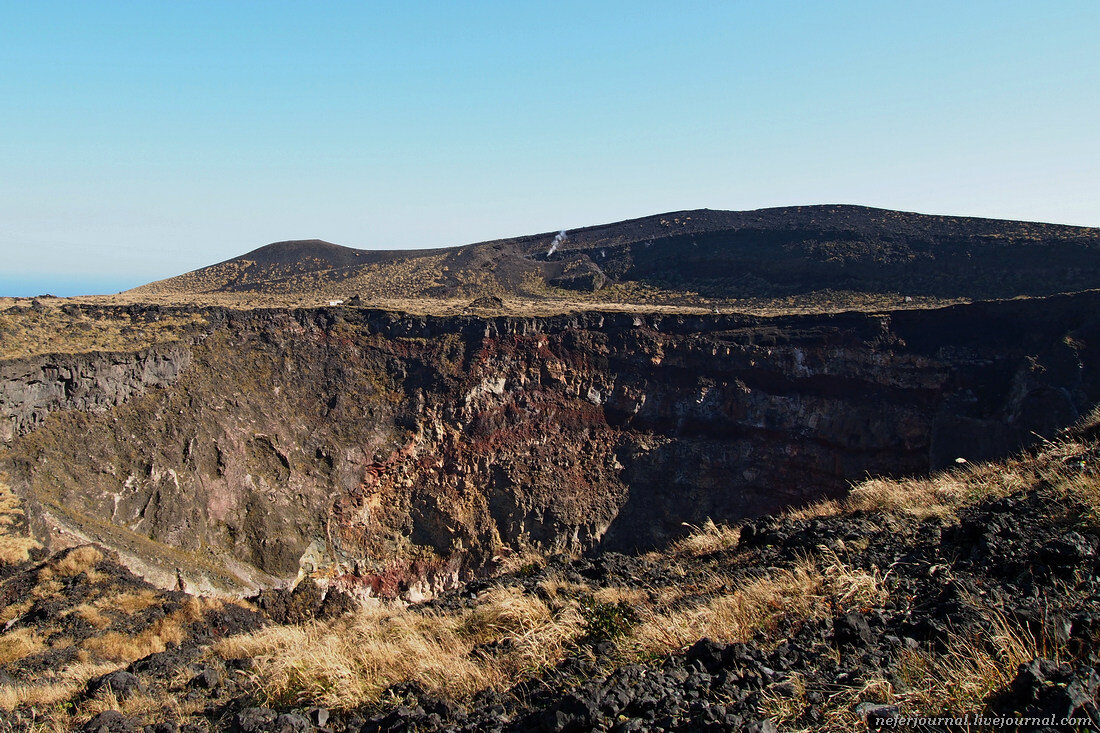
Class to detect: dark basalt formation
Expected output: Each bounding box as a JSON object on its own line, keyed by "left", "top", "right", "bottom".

{"left": 362, "top": 478, "right": 1100, "bottom": 733}
{"left": 3, "top": 292, "right": 1099, "bottom": 595}
{"left": 0, "top": 545, "right": 262, "bottom": 689}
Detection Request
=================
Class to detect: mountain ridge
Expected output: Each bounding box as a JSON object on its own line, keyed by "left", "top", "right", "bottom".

{"left": 131, "top": 204, "right": 1100, "bottom": 308}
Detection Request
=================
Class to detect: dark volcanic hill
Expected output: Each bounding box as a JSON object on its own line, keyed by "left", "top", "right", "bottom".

{"left": 237, "top": 239, "right": 370, "bottom": 268}
{"left": 131, "top": 205, "right": 1100, "bottom": 304}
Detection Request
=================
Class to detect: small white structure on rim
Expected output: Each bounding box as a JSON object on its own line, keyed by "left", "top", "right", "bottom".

{"left": 328, "top": 300, "right": 344, "bottom": 306}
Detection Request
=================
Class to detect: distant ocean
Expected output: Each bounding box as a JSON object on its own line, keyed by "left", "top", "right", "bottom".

{"left": 0, "top": 275, "right": 144, "bottom": 298}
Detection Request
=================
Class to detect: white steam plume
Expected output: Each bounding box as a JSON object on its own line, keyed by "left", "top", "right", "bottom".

{"left": 548, "top": 229, "right": 567, "bottom": 256}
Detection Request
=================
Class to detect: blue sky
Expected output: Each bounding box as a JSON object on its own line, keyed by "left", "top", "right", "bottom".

{"left": 1, "top": 1, "right": 1097, "bottom": 296}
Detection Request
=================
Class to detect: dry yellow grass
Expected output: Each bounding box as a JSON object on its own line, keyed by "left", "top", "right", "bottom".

{"left": 52, "top": 546, "right": 104, "bottom": 577}
{"left": 0, "top": 542, "right": 222, "bottom": 723}
{"left": 668, "top": 519, "right": 741, "bottom": 557}
{"left": 0, "top": 628, "right": 46, "bottom": 665}
{"left": 630, "top": 552, "right": 886, "bottom": 657}
{"left": 0, "top": 656, "right": 122, "bottom": 716}
{"left": 0, "top": 480, "right": 41, "bottom": 566}
{"left": 40, "top": 276, "right": 976, "bottom": 320}
{"left": 72, "top": 604, "right": 112, "bottom": 630}
{"left": 217, "top": 586, "right": 585, "bottom": 710}
{"left": 0, "top": 680, "right": 82, "bottom": 715}
{"left": 80, "top": 598, "right": 202, "bottom": 662}
{"left": 71, "top": 685, "right": 204, "bottom": 730}
{"left": 100, "top": 589, "right": 161, "bottom": 614}
{"left": 4, "top": 685, "right": 168, "bottom": 731}
{"left": 892, "top": 618, "right": 1042, "bottom": 716}
{"left": 782, "top": 499, "right": 844, "bottom": 522}
{"left": 216, "top": 547, "right": 888, "bottom": 712}
{"left": 0, "top": 534, "right": 40, "bottom": 567}
{"left": 30, "top": 576, "right": 64, "bottom": 599}
{"left": 0, "top": 305, "right": 206, "bottom": 361}
{"left": 0, "top": 600, "right": 32, "bottom": 626}
{"left": 647, "top": 567, "right": 732, "bottom": 608}
{"left": 590, "top": 586, "right": 649, "bottom": 607}
{"left": 491, "top": 545, "right": 550, "bottom": 576}
{"left": 535, "top": 573, "right": 591, "bottom": 601}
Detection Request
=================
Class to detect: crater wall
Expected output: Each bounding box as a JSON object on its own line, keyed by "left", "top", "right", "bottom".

{"left": 4, "top": 295, "right": 1099, "bottom": 596}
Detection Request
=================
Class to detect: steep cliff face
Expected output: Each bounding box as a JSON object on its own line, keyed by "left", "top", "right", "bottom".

{"left": 3, "top": 295, "right": 1099, "bottom": 597}
{"left": 0, "top": 344, "right": 191, "bottom": 442}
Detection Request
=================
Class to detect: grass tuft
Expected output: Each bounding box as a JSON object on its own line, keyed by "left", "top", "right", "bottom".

{"left": 0, "top": 628, "right": 45, "bottom": 665}
{"left": 670, "top": 519, "right": 741, "bottom": 557}
{"left": 52, "top": 546, "right": 104, "bottom": 577}
{"left": 0, "top": 480, "right": 41, "bottom": 566}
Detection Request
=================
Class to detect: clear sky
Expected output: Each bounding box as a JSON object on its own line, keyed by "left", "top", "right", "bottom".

{"left": 1, "top": 1, "right": 1097, "bottom": 296}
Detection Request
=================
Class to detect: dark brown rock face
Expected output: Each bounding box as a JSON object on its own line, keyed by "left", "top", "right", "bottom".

{"left": 3, "top": 294, "right": 1099, "bottom": 596}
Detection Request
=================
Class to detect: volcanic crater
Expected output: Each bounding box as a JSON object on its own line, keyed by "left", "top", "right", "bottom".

{"left": 2, "top": 205, "right": 1100, "bottom": 731}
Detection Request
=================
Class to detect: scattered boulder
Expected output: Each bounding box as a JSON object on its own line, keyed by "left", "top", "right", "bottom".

{"left": 251, "top": 577, "right": 330, "bottom": 624}
{"left": 468, "top": 295, "right": 504, "bottom": 310}
{"left": 188, "top": 667, "right": 220, "bottom": 690}
{"left": 685, "top": 637, "right": 728, "bottom": 674}
{"left": 272, "top": 713, "right": 311, "bottom": 733}
{"left": 144, "top": 724, "right": 179, "bottom": 733}
{"left": 833, "top": 611, "right": 873, "bottom": 649}
{"left": 319, "top": 587, "right": 358, "bottom": 618}
{"left": 85, "top": 670, "right": 143, "bottom": 700}
{"left": 233, "top": 707, "right": 278, "bottom": 733}
{"left": 1040, "top": 531, "right": 1098, "bottom": 567}
{"left": 82, "top": 710, "right": 142, "bottom": 733}
{"left": 306, "top": 707, "right": 330, "bottom": 727}
{"left": 126, "top": 647, "right": 202, "bottom": 682}
{"left": 988, "top": 658, "right": 1100, "bottom": 725}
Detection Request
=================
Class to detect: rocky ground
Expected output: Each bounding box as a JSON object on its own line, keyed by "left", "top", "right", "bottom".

{"left": 2, "top": 418, "right": 1100, "bottom": 731}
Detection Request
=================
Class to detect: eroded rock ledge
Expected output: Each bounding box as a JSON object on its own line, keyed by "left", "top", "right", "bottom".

{"left": 0, "top": 344, "right": 191, "bottom": 442}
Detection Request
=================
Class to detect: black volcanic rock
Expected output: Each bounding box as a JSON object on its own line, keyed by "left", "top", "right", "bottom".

{"left": 468, "top": 295, "right": 504, "bottom": 309}
{"left": 6, "top": 425, "right": 1100, "bottom": 731}
{"left": 85, "top": 670, "right": 143, "bottom": 700}
{"left": 547, "top": 256, "right": 607, "bottom": 292}
{"left": 82, "top": 711, "right": 142, "bottom": 733}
